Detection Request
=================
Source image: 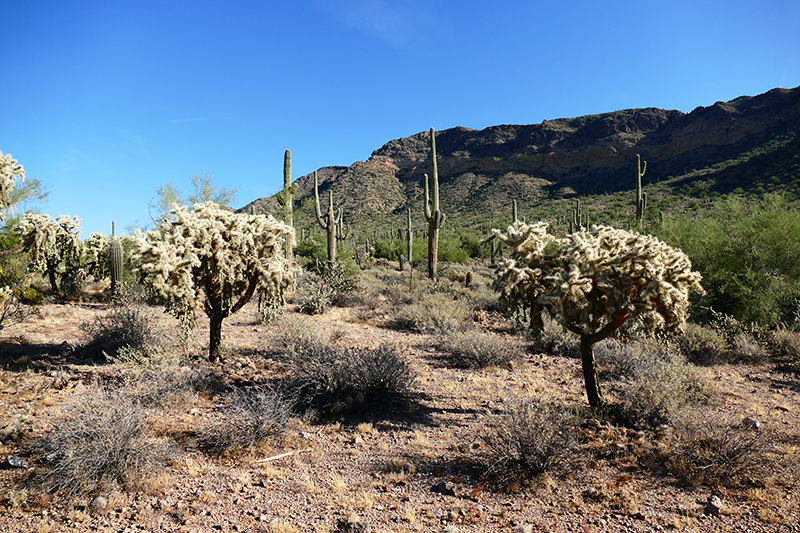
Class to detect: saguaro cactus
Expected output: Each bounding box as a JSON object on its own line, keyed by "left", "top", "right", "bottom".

{"left": 276, "top": 150, "right": 295, "bottom": 261}
{"left": 314, "top": 170, "right": 343, "bottom": 266}
{"left": 406, "top": 207, "right": 413, "bottom": 267}
{"left": 424, "top": 127, "right": 445, "bottom": 280}
{"left": 109, "top": 221, "right": 124, "bottom": 298}
{"left": 635, "top": 154, "right": 647, "bottom": 228}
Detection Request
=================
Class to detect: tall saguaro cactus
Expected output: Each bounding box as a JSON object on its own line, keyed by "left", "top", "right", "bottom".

{"left": 109, "top": 220, "right": 124, "bottom": 298}
{"left": 314, "top": 170, "right": 343, "bottom": 266}
{"left": 635, "top": 154, "right": 647, "bottom": 228}
{"left": 406, "top": 207, "right": 413, "bottom": 266}
{"left": 276, "top": 150, "right": 295, "bottom": 261}
{"left": 424, "top": 127, "right": 445, "bottom": 280}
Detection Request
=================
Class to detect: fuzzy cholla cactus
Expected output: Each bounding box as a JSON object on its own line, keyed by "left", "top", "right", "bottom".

{"left": 1, "top": 151, "right": 25, "bottom": 217}
{"left": 131, "top": 202, "right": 296, "bottom": 361}
{"left": 493, "top": 222, "right": 704, "bottom": 407}
{"left": 83, "top": 232, "right": 111, "bottom": 280}
{"left": 16, "top": 213, "right": 84, "bottom": 296}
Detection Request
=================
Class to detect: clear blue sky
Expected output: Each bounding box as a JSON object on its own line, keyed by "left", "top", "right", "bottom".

{"left": 2, "top": 0, "right": 799, "bottom": 236}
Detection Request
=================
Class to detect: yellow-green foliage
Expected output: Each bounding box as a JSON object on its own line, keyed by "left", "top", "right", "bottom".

{"left": 492, "top": 222, "right": 704, "bottom": 335}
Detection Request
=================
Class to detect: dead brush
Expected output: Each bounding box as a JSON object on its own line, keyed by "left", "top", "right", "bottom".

{"left": 435, "top": 330, "right": 522, "bottom": 369}
{"left": 482, "top": 396, "right": 580, "bottom": 484}
{"left": 28, "top": 387, "right": 170, "bottom": 498}
{"left": 595, "top": 338, "right": 710, "bottom": 428}
{"left": 667, "top": 412, "right": 763, "bottom": 488}
{"left": 77, "top": 284, "right": 167, "bottom": 360}
{"left": 289, "top": 344, "right": 417, "bottom": 421}
{"left": 199, "top": 385, "right": 293, "bottom": 454}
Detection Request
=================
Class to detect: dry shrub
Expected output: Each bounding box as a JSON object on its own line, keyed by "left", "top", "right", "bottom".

{"left": 290, "top": 344, "right": 417, "bottom": 420}
{"left": 78, "top": 284, "right": 166, "bottom": 360}
{"left": 769, "top": 327, "right": 800, "bottom": 360}
{"left": 200, "top": 386, "right": 293, "bottom": 454}
{"left": 668, "top": 413, "right": 762, "bottom": 487}
{"left": 595, "top": 338, "right": 710, "bottom": 428}
{"left": 482, "top": 397, "right": 579, "bottom": 483}
{"left": 30, "top": 387, "right": 170, "bottom": 498}
{"left": 295, "top": 271, "right": 334, "bottom": 315}
{"left": 392, "top": 291, "right": 473, "bottom": 333}
{"left": 675, "top": 322, "right": 729, "bottom": 365}
{"left": 267, "top": 314, "right": 331, "bottom": 359}
{"left": 435, "top": 330, "right": 522, "bottom": 369}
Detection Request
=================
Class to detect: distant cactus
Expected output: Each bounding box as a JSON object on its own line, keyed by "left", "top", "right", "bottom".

{"left": 276, "top": 150, "right": 295, "bottom": 261}
{"left": 406, "top": 207, "right": 413, "bottom": 267}
{"left": 314, "top": 171, "right": 343, "bottom": 266}
{"left": 570, "top": 198, "right": 585, "bottom": 233}
{"left": 424, "top": 127, "right": 446, "bottom": 280}
{"left": 635, "top": 154, "right": 647, "bottom": 228}
{"left": 109, "top": 221, "right": 124, "bottom": 298}
{"left": 512, "top": 199, "right": 518, "bottom": 224}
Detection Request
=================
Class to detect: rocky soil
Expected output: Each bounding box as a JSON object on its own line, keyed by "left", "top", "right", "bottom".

{"left": 1, "top": 272, "right": 799, "bottom": 533}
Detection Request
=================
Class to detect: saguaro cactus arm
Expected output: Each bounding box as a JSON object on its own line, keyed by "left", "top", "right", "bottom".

{"left": 314, "top": 171, "right": 328, "bottom": 229}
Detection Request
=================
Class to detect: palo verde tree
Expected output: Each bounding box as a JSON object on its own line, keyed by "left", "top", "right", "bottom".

{"left": 492, "top": 222, "right": 704, "bottom": 408}
{"left": 131, "top": 202, "right": 295, "bottom": 362}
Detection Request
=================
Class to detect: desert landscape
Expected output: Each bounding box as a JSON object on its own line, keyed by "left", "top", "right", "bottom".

{"left": 1, "top": 261, "right": 799, "bottom": 533}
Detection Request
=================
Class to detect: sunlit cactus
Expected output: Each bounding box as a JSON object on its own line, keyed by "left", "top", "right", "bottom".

{"left": 424, "top": 127, "right": 446, "bottom": 280}
{"left": 314, "top": 170, "right": 343, "bottom": 266}
{"left": 130, "top": 202, "right": 296, "bottom": 362}
{"left": 492, "top": 222, "right": 704, "bottom": 407}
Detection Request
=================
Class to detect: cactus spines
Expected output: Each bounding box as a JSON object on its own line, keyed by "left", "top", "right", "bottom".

{"left": 424, "top": 127, "right": 445, "bottom": 280}
{"left": 314, "top": 170, "right": 342, "bottom": 266}
{"left": 635, "top": 154, "right": 647, "bottom": 228}
{"left": 109, "top": 220, "right": 124, "bottom": 298}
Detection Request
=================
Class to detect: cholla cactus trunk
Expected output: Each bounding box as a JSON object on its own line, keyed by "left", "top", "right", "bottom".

{"left": 424, "top": 127, "right": 445, "bottom": 280}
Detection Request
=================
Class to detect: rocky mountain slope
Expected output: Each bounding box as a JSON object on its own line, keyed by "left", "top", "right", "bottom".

{"left": 241, "top": 86, "right": 800, "bottom": 232}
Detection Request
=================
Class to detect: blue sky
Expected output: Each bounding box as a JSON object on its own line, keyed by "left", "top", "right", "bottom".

{"left": 2, "top": 0, "right": 799, "bottom": 236}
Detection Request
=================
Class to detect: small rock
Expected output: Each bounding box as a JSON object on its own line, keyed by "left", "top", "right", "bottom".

{"left": 512, "top": 526, "right": 533, "bottom": 533}
{"left": 6, "top": 456, "right": 30, "bottom": 468}
{"left": 335, "top": 517, "right": 372, "bottom": 532}
{"left": 431, "top": 480, "right": 457, "bottom": 497}
{"left": 90, "top": 496, "right": 108, "bottom": 511}
{"left": 705, "top": 495, "right": 724, "bottom": 516}
{"left": 741, "top": 416, "right": 761, "bottom": 430}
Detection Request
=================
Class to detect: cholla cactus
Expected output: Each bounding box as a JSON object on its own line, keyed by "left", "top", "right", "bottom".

{"left": 16, "top": 213, "right": 84, "bottom": 296}
{"left": 493, "top": 222, "right": 704, "bottom": 407}
{"left": 130, "top": 202, "right": 296, "bottom": 361}
{"left": 83, "top": 232, "right": 111, "bottom": 280}
{"left": 1, "top": 151, "right": 25, "bottom": 218}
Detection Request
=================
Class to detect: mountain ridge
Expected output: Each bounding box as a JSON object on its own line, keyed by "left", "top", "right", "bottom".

{"left": 241, "top": 86, "right": 800, "bottom": 232}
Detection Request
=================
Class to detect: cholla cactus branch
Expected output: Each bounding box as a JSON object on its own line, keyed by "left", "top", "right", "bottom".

{"left": 131, "top": 202, "right": 296, "bottom": 361}
{"left": 492, "top": 222, "right": 704, "bottom": 407}
{"left": 1, "top": 151, "right": 26, "bottom": 218}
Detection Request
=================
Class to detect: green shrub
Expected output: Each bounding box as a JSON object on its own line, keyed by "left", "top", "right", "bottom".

{"left": 436, "top": 331, "right": 522, "bottom": 369}
{"left": 675, "top": 323, "right": 729, "bottom": 365}
{"left": 482, "top": 397, "right": 579, "bottom": 481}
{"left": 768, "top": 327, "right": 800, "bottom": 360}
{"left": 654, "top": 194, "right": 800, "bottom": 325}
{"left": 392, "top": 291, "right": 473, "bottom": 333}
